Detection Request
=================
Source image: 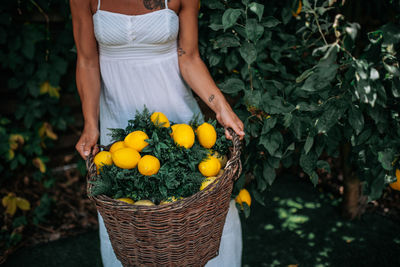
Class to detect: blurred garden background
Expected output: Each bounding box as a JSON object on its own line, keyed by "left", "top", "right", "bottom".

{"left": 1, "top": 0, "right": 400, "bottom": 266}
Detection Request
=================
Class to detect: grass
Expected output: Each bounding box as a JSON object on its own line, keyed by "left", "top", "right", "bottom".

{"left": 3, "top": 174, "right": 400, "bottom": 267}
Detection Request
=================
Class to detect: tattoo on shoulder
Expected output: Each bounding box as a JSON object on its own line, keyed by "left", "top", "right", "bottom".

{"left": 178, "top": 47, "right": 186, "bottom": 57}
{"left": 143, "top": 0, "right": 169, "bottom": 10}
{"left": 208, "top": 94, "right": 215, "bottom": 103}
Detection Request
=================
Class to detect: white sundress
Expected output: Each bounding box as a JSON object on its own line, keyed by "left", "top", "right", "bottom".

{"left": 92, "top": 0, "right": 242, "bottom": 266}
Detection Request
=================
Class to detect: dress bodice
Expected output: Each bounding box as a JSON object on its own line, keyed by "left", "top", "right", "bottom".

{"left": 92, "top": 0, "right": 179, "bottom": 60}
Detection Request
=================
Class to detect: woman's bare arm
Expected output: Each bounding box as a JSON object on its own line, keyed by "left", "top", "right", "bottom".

{"left": 70, "top": 0, "right": 101, "bottom": 158}
{"left": 178, "top": 0, "right": 245, "bottom": 140}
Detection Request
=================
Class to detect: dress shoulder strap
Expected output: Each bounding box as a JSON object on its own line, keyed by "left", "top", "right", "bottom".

{"left": 97, "top": 0, "right": 101, "bottom": 11}
{"left": 165, "top": 0, "right": 168, "bottom": 9}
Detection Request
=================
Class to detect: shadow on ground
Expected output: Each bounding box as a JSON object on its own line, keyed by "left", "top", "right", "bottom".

{"left": 2, "top": 174, "right": 400, "bottom": 267}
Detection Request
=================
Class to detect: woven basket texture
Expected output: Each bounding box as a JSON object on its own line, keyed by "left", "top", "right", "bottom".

{"left": 86, "top": 130, "right": 242, "bottom": 267}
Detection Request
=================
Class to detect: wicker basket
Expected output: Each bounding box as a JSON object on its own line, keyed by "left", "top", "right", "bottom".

{"left": 86, "top": 130, "right": 242, "bottom": 267}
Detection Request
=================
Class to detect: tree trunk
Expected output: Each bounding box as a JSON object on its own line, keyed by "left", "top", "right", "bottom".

{"left": 340, "top": 142, "right": 364, "bottom": 219}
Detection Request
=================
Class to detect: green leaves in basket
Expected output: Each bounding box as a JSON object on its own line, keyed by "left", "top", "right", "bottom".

{"left": 92, "top": 108, "right": 232, "bottom": 204}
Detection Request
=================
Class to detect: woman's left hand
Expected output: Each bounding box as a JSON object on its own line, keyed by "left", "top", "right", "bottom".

{"left": 215, "top": 102, "right": 245, "bottom": 141}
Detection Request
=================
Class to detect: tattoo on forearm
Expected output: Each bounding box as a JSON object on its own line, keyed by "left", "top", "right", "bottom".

{"left": 178, "top": 47, "right": 186, "bottom": 57}
{"left": 208, "top": 94, "right": 215, "bottom": 103}
{"left": 143, "top": 0, "right": 169, "bottom": 10}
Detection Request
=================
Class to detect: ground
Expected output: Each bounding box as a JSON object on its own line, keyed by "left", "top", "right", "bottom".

{"left": 2, "top": 174, "right": 400, "bottom": 267}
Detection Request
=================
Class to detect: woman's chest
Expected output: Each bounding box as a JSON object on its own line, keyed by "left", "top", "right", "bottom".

{"left": 93, "top": 10, "right": 179, "bottom": 46}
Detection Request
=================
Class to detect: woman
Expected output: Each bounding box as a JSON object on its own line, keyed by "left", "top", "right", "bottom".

{"left": 70, "top": 0, "right": 245, "bottom": 266}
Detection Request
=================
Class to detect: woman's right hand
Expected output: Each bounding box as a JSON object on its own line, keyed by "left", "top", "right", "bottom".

{"left": 76, "top": 125, "right": 99, "bottom": 159}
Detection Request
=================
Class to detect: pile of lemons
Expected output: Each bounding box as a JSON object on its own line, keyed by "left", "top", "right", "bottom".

{"left": 93, "top": 112, "right": 232, "bottom": 206}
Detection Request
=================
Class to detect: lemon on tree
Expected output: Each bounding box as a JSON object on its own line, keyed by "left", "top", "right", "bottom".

{"left": 198, "top": 155, "right": 221, "bottom": 177}
{"left": 134, "top": 200, "right": 155, "bottom": 206}
{"left": 151, "top": 112, "right": 170, "bottom": 128}
{"left": 117, "top": 198, "right": 135, "bottom": 204}
{"left": 138, "top": 155, "right": 161, "bottom": 176}
{"left": 112, "top": 147, "right": 141, "bottom": 169}
{"left": 94, "top": 151, "right": 113, "bottom": 174}
{"left": 235, "top": 189, "right": 251, "bottom": 209}
{"left": 172, "top": 124, "right": 195, "bottom": 149}
{"left": 109, "top": 141, "right": 126, "bottom": 153}
{"left": 389, "top": 169, "right": 400, "bottom": 191}
{"left": 196, "top": 122, "right": 217, "bottom": 149}
{"left": 124, "top": 130, "right": 149, "bottom": 152}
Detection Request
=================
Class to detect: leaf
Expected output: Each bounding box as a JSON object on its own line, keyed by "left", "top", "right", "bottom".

{"left": 2, "top": 193, "right": 17, "bottom": 216}
{"left": 263, "top": 162, "right": 276, "bottom": 185}
{"left": 251, "top": 188, "right": 265, "bottom": 206}
{"left": 209, "top": 23, "right": 224, "bottom": 31}
{"left": 261, "top": 117, "right": 277, "bottom": 135}
{"left": 239, "top": 42, "right": 257, "bottom": 65}
{"left": 304, "top": 135, "right": 314, "bottom": 155}
{"left": 32, "top": 157, "right": 46, "bottom": 173}
{"left": 2, "top": 194, "right": 10, "bottom": 207}
{"left": 221, "top": 78, "right": 245, "bottom": 94}
{"left": 296, "top": 69, "right": 314, "bottom": 83}
{"left": 208, "top": 53, "right": 222, "bottom": 67}
{"left": 214, "top": 34, "right": 241, "bottom": 49}
{"left": 300, "top": 151, "right": 317, "bottom": 176}
{"left": 310, "top": 171, "right": 319, "bottom": 186}
{"left": 316, "top": 101, "right": 346, "bottom": 134}
{"left": 317, "top": 160, "right": 331, "bottom": 173}
{"left": 259, "top": 130, "right": 283, "bottom": 156}
{"left": 16, "top": 197, "right": 31, "bottom": 211}
{"left": 245, "top": 19, "right": 264, "bottom": 42}
{"left": 242, "top": 202, "right": 251, "bottom": 218}
{"left": 378, "top": 149, "right": 394, "bottom": 171}
{"left": 348, "top": 107, "right": 364, "bottom": 135}
{"left": 9, "top": 134, "right": 24, "bottom": 150}
{"left": 39, "top": 122, "right": 58, "bottom": 140}
{"left": 249, "top": 2, "right": 264, "bottom": 22}
{"left": 222, "top": 9, "right": 242, "bottom": 31}
{"left": 263, "top": 16, "right": 281, "bottom": 28}
{"left": 301, "top": 45, "right": 338, "bottom": 92}
{"left": 40, "top": 81, "right": 60, "bottom": 99}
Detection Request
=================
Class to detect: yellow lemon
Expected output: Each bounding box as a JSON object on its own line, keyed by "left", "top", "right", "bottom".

{"left": 213, "top": 151, "right": 228, "bottom": 168}
{"left": 117, "top": 198, "right": 135, "bottom": 204}
{"left": 151, "top": 112, "right": 170, "bottom": 128}
{"left": 389, "top": 169, "right": 400, "bottom": 191}
{"left": 235, "top": 189, "right": 252, "bottom": 208}
{"left": 170, "top": 124, "right": 182, "bottom": 137}
{"left": 124, "top": 131, "right": 149, "bottom": 152}
{"left": 160, "top": 196, "right": 180, "bottom": 205}
{"left": 200, "top": 176, "right": 218, "bottom": 191}
{"left": 134, "top": 200, "right": 155, "bottom": 206}
{"left": 109, "top": 141, "right": 126, "bottom": 153}
{"left": 112, "top": 147, "right": 141, "bottom": 169}
{"left": 94, "top": 151, "right": 113, "bottom": 174}
{"left": 172, "top": 124, "right": 195, "bottom": 149}
{"left": 198, "top": 155, "right": 221, "bottom": 177}
{"left": 138, "top": 155, "right": 161, "bottom": 176}
{"left": 196, "top": 122, "right": 217, "bottom": 149}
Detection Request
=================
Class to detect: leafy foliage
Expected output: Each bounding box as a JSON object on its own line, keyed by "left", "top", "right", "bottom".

{"left": 0, "top": 0, "right": 76, "bottom": 251}
{"left": 199, "top": 0, "right": 400, "bottom": 203}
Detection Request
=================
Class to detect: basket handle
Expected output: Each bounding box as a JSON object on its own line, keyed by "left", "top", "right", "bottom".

{"left": 225, "top": 128, "right": 243, "bottom": 181}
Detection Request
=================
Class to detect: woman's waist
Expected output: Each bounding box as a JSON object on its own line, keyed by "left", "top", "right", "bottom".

{"left": 98, "top": 41, "right": 178, "bottom": 61}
